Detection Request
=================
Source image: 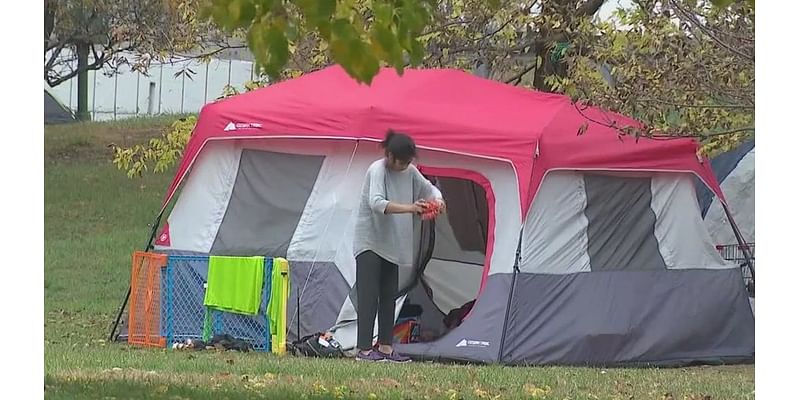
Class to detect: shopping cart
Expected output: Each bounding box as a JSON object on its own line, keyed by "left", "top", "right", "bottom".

{"left": 716, "top": 243, "right": 755, "bottom": 297}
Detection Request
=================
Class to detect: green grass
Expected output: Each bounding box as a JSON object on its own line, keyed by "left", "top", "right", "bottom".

{"left": 44, "top": 118, "right": 755, "bottom": 400}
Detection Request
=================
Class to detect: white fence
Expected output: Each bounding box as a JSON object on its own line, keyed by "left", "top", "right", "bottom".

{"left": 48, "top": 57, "right": 257, "bottom": 121}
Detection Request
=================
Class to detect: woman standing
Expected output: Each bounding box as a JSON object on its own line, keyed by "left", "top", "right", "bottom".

{"left": 353, "top": 130, "right": 445, "bottom": 363}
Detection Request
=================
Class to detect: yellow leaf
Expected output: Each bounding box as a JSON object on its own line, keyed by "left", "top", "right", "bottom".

{"left": 524, "top": 384, "right": 552, "bottom": 398}
{"left": 312, "top": 382, "right": 328, "bottom": 393}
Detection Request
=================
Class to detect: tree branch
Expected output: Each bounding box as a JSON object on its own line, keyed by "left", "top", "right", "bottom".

{"left": 571, "top": 102, "right": 754, "bottom": 140}
{"left": 44, "top": 43, "right": 68, "bottom": 75}
{"left": 47, "top": 45, "right": 111, "bottom": 87}
{"left": 47, "top": 68, "right": 81, "bottom": 87}
{"left": 173, "top": 44, "right": 249, "bottom": 60}
{"left": 420, "top": 18, "right": 478, "bottom": 37}
{"left": 668, "top": 0, "right": 754, "bottom": 63}
{"left": 693, "top": 127, "right": 755, "bottom": 138}
{"left": 649, "top": 127, "right": 756, "bottom": 139}
{"left": 638, "top": 98, "right": 754, "bottom": 110}
{"left": 475, "top": 0, "right": 540, "bottom": 42}
{"left": 505, "top": 61, "right": 538, "bottom": 85}
{"left": 91, "top": 44, "right": 102, "bottom": 65}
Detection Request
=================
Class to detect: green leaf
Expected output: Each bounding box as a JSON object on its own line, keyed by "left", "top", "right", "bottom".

{"left": 264, "top": 24, "right": 289, "bottom": 78}
{"left": 408, "top": 39, "right": 425, "bottom": 65}
{"left": 254, "top": 0, "right": 276, "bottom": 10}
{"left": 373, "top": 3, "right": 393, "bottom": 27}
{"left": 317, "top": 0, "right": 337, "bottom": 20}
{"left": 371, "top": 25, "right": 403, "bottom": 67}
{"left": 226, "top": 0, "right": 255, "bottom": 29}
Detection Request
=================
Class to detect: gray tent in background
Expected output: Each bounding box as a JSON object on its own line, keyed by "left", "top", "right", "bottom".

{"left": 697, "top": 141, "right": 755, "bottom": 246}
{"left": 45, "top": 88, "right": 76, "bottom": 124}
{"left": 696, "top": 141, "right": 755, "bottom": 299}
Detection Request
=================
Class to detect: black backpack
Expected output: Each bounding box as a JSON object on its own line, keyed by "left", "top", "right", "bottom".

{"left": 289, "top": 332, "right": 346, "bottom": 358}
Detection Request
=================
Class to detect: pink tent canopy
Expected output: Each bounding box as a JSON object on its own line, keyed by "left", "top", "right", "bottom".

{"left": 162, "top": 65, "right": 723, "bottom": 216}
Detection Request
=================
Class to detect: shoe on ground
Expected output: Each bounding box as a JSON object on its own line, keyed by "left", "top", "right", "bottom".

{"left": 376, "top": 350, "right": 411, "bottom": 363}
{"left": 355, "top": 350, "right": 386, "bottom": 362}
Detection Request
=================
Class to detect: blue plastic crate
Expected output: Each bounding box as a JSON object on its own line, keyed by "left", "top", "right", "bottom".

{"left": 161, "top": 255, "right": 272, "bottom": 351}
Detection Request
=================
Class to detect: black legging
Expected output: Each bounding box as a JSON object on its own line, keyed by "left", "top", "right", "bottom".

{"left": 356, "top": 251, "right": 399, "bottom": 351}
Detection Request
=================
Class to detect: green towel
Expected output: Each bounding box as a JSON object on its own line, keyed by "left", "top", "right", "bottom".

{"left": 204, "top": 256, "right": 265, "bottom": 315}
{"left": 267, "top": 258, "right": 290, "bottom": 353}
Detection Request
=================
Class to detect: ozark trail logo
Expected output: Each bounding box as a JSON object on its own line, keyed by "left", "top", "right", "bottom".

{"left": 456, "top": 339, "right": 490, "bottom": 348}
{"left": 224, "top": 121, "right": 263, "bottom": 132}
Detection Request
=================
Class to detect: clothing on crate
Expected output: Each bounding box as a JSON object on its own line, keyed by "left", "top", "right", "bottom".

{"left": 202, "top": 256, "right": 266, "bottom": 342}
{"left": 267, "top": 257, "right": 290, "bottom": 354}
{"left": 204, "top": 256, "right": 266, "bottom": 315}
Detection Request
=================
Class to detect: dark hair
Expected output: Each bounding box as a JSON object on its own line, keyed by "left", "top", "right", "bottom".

{"left": 381, "top": 130, "right": 417, "bottom": 162}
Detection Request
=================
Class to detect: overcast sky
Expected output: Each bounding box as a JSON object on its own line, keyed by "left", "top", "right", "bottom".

{"left": 597, "top": 0, "right": 634, "bottom": 21}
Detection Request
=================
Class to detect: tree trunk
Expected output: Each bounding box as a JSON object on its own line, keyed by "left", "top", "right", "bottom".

{"left": 532, "top": 36, "right": 568, "bottom": 92}
{"left": 44, "top": 0, "right": 55, "bottom": 47}
{"left": 76, "top": 42, "right": 91, "bottom": 121}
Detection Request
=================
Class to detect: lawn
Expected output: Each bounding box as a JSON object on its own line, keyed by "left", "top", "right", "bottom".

{"left": 44, "top": 118, "right": 755, "bottom": 399}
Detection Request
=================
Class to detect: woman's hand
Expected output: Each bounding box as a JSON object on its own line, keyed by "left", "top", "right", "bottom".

{"left": 418, "top": 199, "right": 445, "bottom": 220}
{"left": 411, "top": 200, "right": 428, "bottom": 215}
{"left": 435, "top": 199, "right": 446, "bottom": 213}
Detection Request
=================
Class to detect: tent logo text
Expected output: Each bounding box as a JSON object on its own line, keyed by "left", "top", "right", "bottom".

{"left": 224, "top": 121, "right": 263, "bottom": 132}
{"left": 155, "top": 223, "right": 170, "bottom": 246}
{"left": 456, "top": 339, "right": 490, "bottom": 348}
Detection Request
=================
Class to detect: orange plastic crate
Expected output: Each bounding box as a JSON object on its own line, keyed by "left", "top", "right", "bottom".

{"left": 128, "top": 251, "right": 167, "bottom": 348}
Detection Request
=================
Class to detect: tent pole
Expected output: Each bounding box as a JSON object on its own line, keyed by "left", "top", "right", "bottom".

{"left": 108, "top": 212, "right": 164, "bottom": 341}
{"left": 497, "top": 232, "right": 523, "bottom": 363}
{"left": 470, "top": 182, "right": 488, "bottom": 250}
{"left": 296, "top": 285, "right": 301, "bottom": 341}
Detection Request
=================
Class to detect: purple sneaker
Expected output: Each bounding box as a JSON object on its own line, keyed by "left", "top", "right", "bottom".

{"left": 377, "top": 350, "right": 412, "bottom": 363}
{"left": 355, "top": 350, "right": 386, "bottom": 362}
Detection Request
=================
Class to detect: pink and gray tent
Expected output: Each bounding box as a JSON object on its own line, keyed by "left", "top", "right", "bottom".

{"left": 144, "top": 66, "right": 754, "bottom": 365}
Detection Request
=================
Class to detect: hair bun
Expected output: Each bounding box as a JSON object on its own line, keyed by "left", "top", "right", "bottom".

{"left": 382, "top": 130, "right": 397, "bottom": 148}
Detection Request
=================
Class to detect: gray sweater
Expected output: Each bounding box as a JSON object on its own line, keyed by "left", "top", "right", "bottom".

{"left": 353, "top": 159, "right": 443, "bottom": 268}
